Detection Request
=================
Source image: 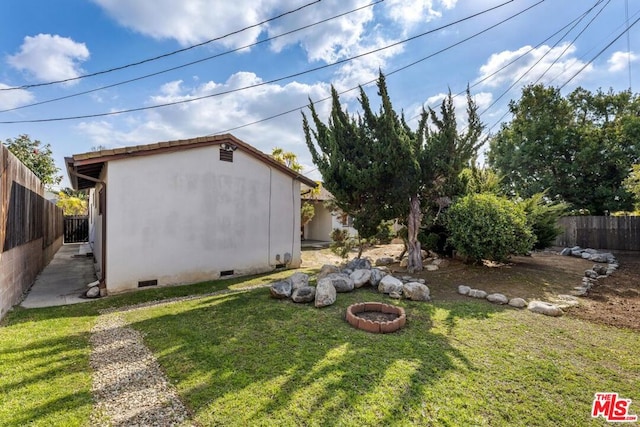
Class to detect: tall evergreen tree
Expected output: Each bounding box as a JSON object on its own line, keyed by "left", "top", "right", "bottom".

{"left": 303, "top": 73, "right": 483, "bottom": 272}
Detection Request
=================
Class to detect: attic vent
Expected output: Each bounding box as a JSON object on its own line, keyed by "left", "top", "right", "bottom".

{"left": 219, "top": 146, "right": 234, "bottom": 162}
{"left": 138, "top": 279, "right": 158, "bottom": 288}
{"left": 220, "top": 270, "right": 234, "bottom": 276}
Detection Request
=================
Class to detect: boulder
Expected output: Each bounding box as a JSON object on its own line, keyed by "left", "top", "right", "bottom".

{"left": 508, "top": 297, "right": 527, "bottom": 308}
{"left": 321, "top": 273, "right": 354, "bottom": 293}
{"left": 468, "top": 289, "right": 487, "bottom": 299}
{"left": 584, "top": 270, "right": 599, "bottom": 279}
{"left": 425, "top": 264, "right": 439, "bottom": 272}
{"left": 291, "top": 286, "right": 316, "bottom": 303}
{"left": 378, "top": 275, "right": 404, "bottom": 295}
{"left": 86, "top": 286, "right": 100, "bottom": 298}
{"left": 403, "top": 282, "right": 431, "bottom": 301}
{"left": 375, "top": 257, "right": 394, "bottom": 266}
{"left": 581, "top": 252, "right": 591, "bottom": 259}
{"left": 287, "top": 272, "right": 309, "bottom": 290}
{"left": 571, "top": 250, "right": 583, "bottom": 256}
{"left": 418, "top": 279, "right": 426, "bottom": 284}
{"left": 560, "top": 247, "right": 572, "bottom": 256}
{"left": 317, "top": 264, "right": 340, "bottom": 280}
{"left": 592, "top": 265, "right": 608, "bottom": 276}
{"left": 590, "top": 252, "right": 615, "bottom": 263}
{"left": 270, "top": 281, "right": 292, "bottom": 299}
{"left": 486, "top": 293, "right": 508, "bottom": 304}
{"left": 389, "top": 291, "right": 402, "bottom": 299}
{"left": 369, "top": 268, "right": 386, "bottom": 287}
{"left": 346, "top": 257, "right": 372, "bottom": 271}
{"left": 315, "top": 280, "right": 336, "bottom": 308}
{"left": 457, "top": 285, "right": 471, "bottom": 295}
{"left": 350, "top": 269, "right": 372, "bottom": 288}
{"left": 527, "top": 301, "right": 563, "bottom": 317}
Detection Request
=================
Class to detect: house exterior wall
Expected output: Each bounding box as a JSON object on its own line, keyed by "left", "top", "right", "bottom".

{"left": 87, "top": 165, "right": 107, "bottom": 281}
{"left": 303, "top": 201, "right": 357, "bottom": 241}
{"left": 101, "top": 145, "right": 301, "bottom": 293}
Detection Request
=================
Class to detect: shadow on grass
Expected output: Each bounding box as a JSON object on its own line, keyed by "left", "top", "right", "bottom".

{"left": 124, "top": 287, "right": 503, "bottom": 425}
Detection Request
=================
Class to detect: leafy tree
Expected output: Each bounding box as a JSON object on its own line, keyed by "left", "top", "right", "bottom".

{"left": 446, "top": 193, "right": 535, "bottom": 263}
{"left": 301, "top": 202, "right": 315, "bottom": 227}
{"left": 303, "top": 72, "right": 483, "bottom": 272}
{"left": 623, "top": 164, "right": 640, "bottom": 211}
{"left": 519, "top": 192, "right": 568, "bottom": 249}
{"left": 488, "top": 85, "right": 640, "bottom": 214}
{"left": 272, "top": 147, "right": 303, "bottom": 172}
{"left": 4, "top": 134, "right": 62, "bottom": 186}
{"left": 56, "top": 191, "right": 88, "bottom": 216}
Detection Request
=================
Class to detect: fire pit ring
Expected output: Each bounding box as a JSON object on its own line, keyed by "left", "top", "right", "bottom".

{"left": 345, "top": 302, "right": 406, "bottom": 333}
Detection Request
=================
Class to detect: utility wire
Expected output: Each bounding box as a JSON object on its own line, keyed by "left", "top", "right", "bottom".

{"left": 0, "top": 0, "right": 517, "bottom": 124}
{"left": 0, "top": 0, "right": 383, "bottom": 113}
{"left": 0, "top": 0, "right": 321, "bottom": 91}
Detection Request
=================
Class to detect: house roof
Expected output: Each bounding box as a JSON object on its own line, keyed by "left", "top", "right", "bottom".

{"left": 301, "top": 183, "right": 333, "bottom": 201}
{"left": 66, "top": 134, "right": 317, "bottom": 190}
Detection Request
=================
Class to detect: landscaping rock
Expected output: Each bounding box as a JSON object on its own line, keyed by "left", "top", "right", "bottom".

{"left": 315, "top": 280, "right": 336, "bottom": 308}
{"left": 432, "top": 258, "right": 446, "bottom": 267}
{"left": 571, "top": 250, "right": 583, "bottom": 256}
{"left": 457, "top": 285, "right": 471, "bottom": 295}
{"left": 270, "top": 281, "right": 292, "bottom": 299}
{"left": 389, "top": 291, "right": 402, "bottom": 299}
{"left": 508, "top": 297, "right": 527, "bottom": 308}
{"left": 403, "top": 282, "right": 431, "bottom": 301}
{"left": 378, "top": 275, "right": 404, "bottom": 295}
{"left": 418, "top": 278, "right": 426, "bottom": 284}
{"left": 399, "top": 259, "right": 408, "bottom": 268}
{"left": 425, "top": 264, "right": 439, "bottom": 271}
{"left": 342, "top": 268, "right": 353, "bottom": 275}
{"left": 468, "top": 289, "right": 488, "bottom": 299}
{"left": 527, "top": 301, "right": 563, "bottom": 317}
{"left": 323, "top": 273, "right": 355, "bottom": 293}
{"left": 581, "top": 252, "right": 591, "bottom": 259}
{"left": 317, "top": 264, "right": 340, "bottom": 280}
{"left": 350, "top": 269, "right": 372, "bottom": 288}
{"left": 346, "top": 258, "right": 372, "bottom": 271}
{"left": 584, "top": 270, "right": 599, "bottom": 279}
{"left": 551, "top": 294, "right": 580, "bottom": 309}
{"left": 401, "top": 275, "right": 413, "bottom": 282}
{"left": 287, "top": 272, "right": 309, "bottom": 290}
{"left": 560, "top": 247, "right": 572, "bottom": 256}
{"left": 375, "top": 257, "right": 394, "bottom": 266}
{"left": 291, "top": 286, "right": 316, "bottom": 303}
{"left": 86, "top": 286, "right": 100, "bottom": 298}
{"left": 369, "top": 268, "right": 386, "bottom": 287}
{"left": 592, "top": 265, "right": 608, "bottom": 276}
{"left": 486, "top": 293, "right": 508, "bottom": 304}
{"left": 590, "top": 252, "right": 615, "bottom": 263}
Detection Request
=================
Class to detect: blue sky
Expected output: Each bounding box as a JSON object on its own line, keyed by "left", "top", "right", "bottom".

{"left": 0, "top": 0, "right": 638, "bottom": 188}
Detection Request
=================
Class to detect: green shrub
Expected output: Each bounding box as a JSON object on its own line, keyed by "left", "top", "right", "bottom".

{"left": 519, "top": 193, "right": 568, "bottom": 249}
{"left": 329, "top": 228, "right": 355, "bottom": 259}
{"left": 446, "top": 193, "right": 535, "bottom": 263}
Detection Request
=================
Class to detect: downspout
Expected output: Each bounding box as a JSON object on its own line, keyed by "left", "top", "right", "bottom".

{"left": 68, "top": 169, "right": 108, "bottom": 295}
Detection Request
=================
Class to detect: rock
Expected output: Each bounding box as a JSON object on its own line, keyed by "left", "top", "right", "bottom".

{"left": 86, "top": 286, "right": 100, "bottom": 298}
{"left": 592, "top": 265, "right": 608, "bottom": 276}
{"left": 425, "top": 264, "right": 439, "bottom": 271}
{"left": 86, "top": 279, "right": 100, "bottom": 288}
{"left": 570, "top": 246, "right": 582, "bottom": 251}
{"left": 315, "top": 280, "right": 336, "bottom": 308}
{"left": 418, "top": 278, "right": 426, "bottom": 284}
{"left": 375, "top": 257, "right": 394, "bottom": 266}
{"left": 560, "top": 247, "right": 572, "bottom": 256}
{"left": 369, "top": 268, "right": 386, "bottom": 287}
{"left": 401, "top": 275, "right": 413, "bottom": 282}
{"left": 508, "top": 297, "right": 527, "bottom": 308}
{"left": 581, "top": 252, "right": 591, "bottom": 259}
{"left": 584, "top": 270, "right": 599, "bottom": 279}
{"left": 528, "top": 301, "right": 563, "bottom": 317}
{"left": 287, "top": 272, "right": 309, "bottom": 290}
{"left": 342, "top": 268, "right": 353, "bottom": 275}
{"left": 323, "top": 273, "right": 354, "bottom": 293}
{"left": 608, "top": 263, "right": 619, "bottom": 270}
{"left": 571, "top": 287, "right": 588, "bottom": 296}
{"left": 389, "top": 291, "right": 402, "bottom": 299}
{"left": 486, "top": 293, "right": 508, "bottom": 304}
{"left": 551, "top": 294, "right": 580, "bottom": 308}
{"left": 468, "top": 289, "right": 488, "bottom": 299}
{"left": 318, "top": 264, "right": 340, "bottom": 280}
{"left": 350, "top": 269, "right": 372, "bottom": 288}
{"left": 403, "top": 282, "right": 431, "bottom": 301}
{"left": 270, "top": 281, "right": 292, "bottom": 299}
{"left": 399, "top": 259, "right": 408, "bottom": 268}
{"left": 457, "top": 285, "right": 471, "bottom": 295}
{"left": 291, "top": 286, "right": 316, "bottom": 303}
{"left": 346, "top": 257, "right": 372, "bottom": 271}
{"left": 571, "top": 250, "right": 583, "bottom": 256}
{"left": 584, "top": 248, "right": 598, "bottom": 254}
{"left": 590, "top": 252, "right": 615, "bottom": 263}
{"left": 378, "top": 275, "right": 404, "bottom": 295}
{"left": 432, "top": 258, "right": 446, "bottom": 266}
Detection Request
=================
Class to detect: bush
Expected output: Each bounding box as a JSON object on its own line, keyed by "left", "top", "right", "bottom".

{"left": 519, "top": 193, "right": 568, "bottom": 249}
{"left": 446, "top": 193, "right": 535, "bottom": 263}
{"left": 329, "top": 228, "right": 355, "bottom": 259}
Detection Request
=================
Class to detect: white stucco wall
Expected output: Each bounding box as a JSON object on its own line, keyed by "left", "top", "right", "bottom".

{"left": 88, "top": 166, "right": 107, "bottom": 281}
{"left": 103, "top": 145, "right": 301, "bottom": 293}
{"left": 304, "top": 201, "right": 333, "bottom": 241}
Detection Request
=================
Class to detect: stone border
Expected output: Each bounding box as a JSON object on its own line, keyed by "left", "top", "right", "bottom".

{"left": 345, "top": 302, "right": 406, "bottom": 333}
{"left": 558, "top": 246, "right": 619, "bottom": 296}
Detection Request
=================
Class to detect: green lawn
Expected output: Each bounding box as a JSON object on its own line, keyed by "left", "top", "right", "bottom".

{"left": 1, "top": 271, "right": 638, "bottom": 426}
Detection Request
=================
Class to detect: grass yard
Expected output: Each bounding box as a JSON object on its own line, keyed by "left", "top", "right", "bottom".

{"left": 1, "top": 269, "right": 639, "bottom": 426}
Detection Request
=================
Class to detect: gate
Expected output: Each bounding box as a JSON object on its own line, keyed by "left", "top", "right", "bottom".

{"left": 63, "top": 216, "right": 89, "bottom": 243}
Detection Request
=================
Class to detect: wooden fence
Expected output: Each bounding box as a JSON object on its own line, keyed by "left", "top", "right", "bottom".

{"left": 554, "top": 216, "right": 640, "bottom": 251}
{"left": 64, "top": 216, "right": 89, "bottom": 243}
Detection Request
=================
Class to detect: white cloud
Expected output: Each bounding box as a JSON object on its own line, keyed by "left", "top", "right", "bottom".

{"left": 384, "top": 0, "right": 457, "bottom": 29}
{"left": 77, "top": 72, "right": 331, "bottom": 176}
{"left": 7, "top": 34, "right": 89, "bottom": 84}
{"left": 477, "top": 43, "right": 592, "bottom": 88}
{"left": 0, "top": 83, "right": 34, "bottom": 110}
{"left": 607, "top": 51, "right": 638, "bottom": 73}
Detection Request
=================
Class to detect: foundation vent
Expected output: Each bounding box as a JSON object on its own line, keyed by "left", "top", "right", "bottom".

{"left": 138, "top": 279, "right": 158, "bottom": 288}
{"left": 220, "top": 270, "right": 234, "bottom": 277}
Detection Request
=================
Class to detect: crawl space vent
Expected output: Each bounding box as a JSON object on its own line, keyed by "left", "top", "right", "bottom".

{"left": 220, "top": 270, "right": 234, "bottom": 277}
{"left": 138, "top": 279, "right": 158, "bottom": 288}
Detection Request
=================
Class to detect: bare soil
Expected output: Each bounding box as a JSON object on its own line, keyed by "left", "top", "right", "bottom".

{"left": 355, "top": 312, "right": 399, "bottom": 322}
{"left": 301, "top": 244, "right": 640, "bottom": 331}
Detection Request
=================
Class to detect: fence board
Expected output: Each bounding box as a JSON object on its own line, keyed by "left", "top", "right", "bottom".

{"left": 555, "top": 216, "right": 640, "bottom": 251}
{"left": 63, "top": 216, "right": 88, "bottom": 243}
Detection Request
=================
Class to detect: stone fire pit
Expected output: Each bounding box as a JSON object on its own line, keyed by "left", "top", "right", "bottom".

{"left": 345, "top": 302, "right": 406, "bottom": 333}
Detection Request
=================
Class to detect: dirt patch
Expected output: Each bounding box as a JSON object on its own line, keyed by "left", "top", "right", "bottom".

{"left": 355, "top": 311, "right": 399, "bottom": 322}
{"left": 301, "top": 245, "right": 640, "bottom": 331}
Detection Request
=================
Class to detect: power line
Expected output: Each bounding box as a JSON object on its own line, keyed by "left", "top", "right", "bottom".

{"left": 0, "top": 0, "right": 321, "bottom": 91}
{"left": 0, "top": 1, "right": 383, "bottom": 114}
{"left": 0, "top": 0, "right": 517, "bottom": 124}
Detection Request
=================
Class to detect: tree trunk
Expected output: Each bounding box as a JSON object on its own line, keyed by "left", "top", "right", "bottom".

{"left": 407, "top": 195, "right": 423, "bottom": 273}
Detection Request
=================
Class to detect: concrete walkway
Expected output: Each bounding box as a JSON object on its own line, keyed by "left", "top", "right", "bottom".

{"left": 21, "top": 243, "right": 97, "bottom": 308}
